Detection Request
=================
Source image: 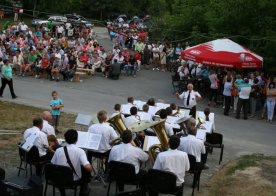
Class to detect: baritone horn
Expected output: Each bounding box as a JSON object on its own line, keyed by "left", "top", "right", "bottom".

{"left": 108, "top": 113, "right": 136, "bottom": 146}
{"left": 148, "top": 120, "right": 169, "bottom": 163}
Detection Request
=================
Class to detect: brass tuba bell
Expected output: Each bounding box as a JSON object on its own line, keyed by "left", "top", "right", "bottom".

{"left": 148, "top": 120, "right": 169, "bottom": 163}
{"left": 108, "top": 113, "right": 136, "bottom": 146}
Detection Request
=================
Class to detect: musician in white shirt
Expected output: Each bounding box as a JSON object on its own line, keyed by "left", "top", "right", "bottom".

{"left": 137, "top": 104, "right": 152, "bottom": 121}
{"left": 41, "top": 111, "right": 55, "bottom": 136}
{"left": 176, "top": 83, "right": 201, "bottom": 118}
{"left": 159, "top": 109, "right": 174, "bottom": 136}
{"left": 178, "top": 118, "right": 206, "bottom": 163}
{"left": 124, "top": 107, "right": 140, "bottom": 128}
{"left": 51, "top": 129, "right": 92, "bottom": 196}
{"left": 151, "top": 135, "right": 190, "bottom": 196}
{"left": 110, "top": 103, "right": 125, "bottom": 120}
{"left": 23, "top": 118, "right": 51, "bottom": 176}
{"left": 109, "top": 130, "right": 148, "bottom": 193}
{"left": 121, "top": 96, "right": 137, "bottom": 114}
{"left": 88, "top": 111, "right": 118, "bottom": 154}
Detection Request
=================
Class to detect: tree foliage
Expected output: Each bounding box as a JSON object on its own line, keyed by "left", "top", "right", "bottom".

{"left": 19, "top": 0, "right": 276, "bottom": 71}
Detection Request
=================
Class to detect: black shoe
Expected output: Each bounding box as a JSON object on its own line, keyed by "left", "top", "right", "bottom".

{"left": 235, "top": 116, "right": 240, "bottom": 119}
{"left": 244, "top": 117, "right": 248, "bottom": 120}
{"left": 12, "top": 96, "right": 18, "bottom": 99}
{"left": 0, "top": 95, "right": 3, "bottom": 98}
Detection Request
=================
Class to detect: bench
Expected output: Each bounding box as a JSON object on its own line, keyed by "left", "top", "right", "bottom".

{"left": 74, "top": 72, "right": 86, "bottom": 82}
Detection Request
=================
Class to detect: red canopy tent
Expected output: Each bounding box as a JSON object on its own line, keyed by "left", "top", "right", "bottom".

{"left": 181, "top": 38, "right": 263, "bottom": 69}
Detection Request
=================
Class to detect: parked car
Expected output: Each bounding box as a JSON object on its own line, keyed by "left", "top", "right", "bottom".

{"left": 64, "top": 13, "right": 93, "bottom": 27}
{"left": 31, "top": 15, "right": 67, "bottom": 27}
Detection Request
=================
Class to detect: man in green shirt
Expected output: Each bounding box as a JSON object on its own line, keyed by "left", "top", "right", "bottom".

{"left": 22, "top": 50, "right": 37, "bottom": 76}
{"left": 0, "top": 59, "right": 17, "bottom": 99}
{"left": 135, "top": 39, "right": 145, "bottom": 53}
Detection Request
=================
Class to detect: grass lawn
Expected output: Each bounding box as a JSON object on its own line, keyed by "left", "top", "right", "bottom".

{"left": 200, "top": 154, "right": 276, "bottom": 196}
{"left": 0, "top": 100, "right": 76, "bottom": 169}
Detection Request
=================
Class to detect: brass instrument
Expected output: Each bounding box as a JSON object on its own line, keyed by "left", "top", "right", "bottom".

{"left": 108, "top": 113, "right": 127, "bottom": 135}
{"left": 108, "top": 113, "right": 136, "bottom": 146}
{"left": 148, "top": 120, "right": 169, "bottom": 163}
{"left": 196, "top": 117, "right": 204, "bottom": 129}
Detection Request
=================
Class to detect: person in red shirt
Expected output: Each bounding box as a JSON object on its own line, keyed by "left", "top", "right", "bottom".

{"left": 121, "top": 48, "right": 130, "bottom": 63}
{"left": 80, "top": 51, "right": 90, "bottom": 69}
{"left": 134, "top": 52, "right": 142, "bottom": 71}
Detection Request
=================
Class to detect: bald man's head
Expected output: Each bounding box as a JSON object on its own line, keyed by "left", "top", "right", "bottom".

{"left": 42, "top": 111, "right": 52, "bottom": 123}
{"left": 187, "top": 83, "right": 194, "bottom": 91}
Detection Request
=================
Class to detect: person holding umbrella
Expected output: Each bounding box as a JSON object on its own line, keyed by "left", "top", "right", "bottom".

{"left": 0, "top": 59, "right": 17, "bottom": 99}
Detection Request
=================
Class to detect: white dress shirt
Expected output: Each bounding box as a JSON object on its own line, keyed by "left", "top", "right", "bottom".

{"left": 110, "top": 111, "right": 125, "bottom": 121}
{"left": 108, "top": 143, "right": 149, "bottom": 174}
{"left": 42, "top": 120, "right": 55, "bottom": 136}
{"left": 23, "top": 126, "right": 49, "bottom": 157}
{"left": 121, "top": 103, "right": 137, "bottom": 114}
{"left": 178, "top": 135, "right": 206, "bottom": 162}
{"left": 51, "top": 144, "right": 89, "bottom": 181}
{"left": 179, "top": 90, "right": 201, "bottom": 109}
{"left": 239, "top": 85, "right": 252, "bottom": 99}
{"left": 165, "top": 122, "right": 174, "bottom": 136}
{"left": 137, "top": 111, "right": 152, "bottom": 121}
{"left": 88, "top": 123, "right": 118, "bottom": 153}
{"left": 153, "top": 149, "right": 190, "bottom": 186}
{"left": 124, "top": 115, "right": 140, "bottom": 128}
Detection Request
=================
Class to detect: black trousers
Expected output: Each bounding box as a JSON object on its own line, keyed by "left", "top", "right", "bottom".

{"left": 149, "top": 184, "right": 183, "bottom": 196}
{"left": 236, "top": 98, "right": 249, "bottom": 119}
{"left": 224, "top": 95, "right": 231, "bottom": 115}
{"left": 35, "top": 152, "right": 53, "bottom": 176}
{"left": 0, "top": 78, "right": 16, "bottom": 98}
{"left": 209, "top": 88, "right": 218, "bottom": 103}
{"left": 189, "top": 106, "right": 196, "bottom": 119}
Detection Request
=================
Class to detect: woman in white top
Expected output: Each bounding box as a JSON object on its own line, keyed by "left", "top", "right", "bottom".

{"left": 208, "top": 70, "right": 219, "bottom": 107}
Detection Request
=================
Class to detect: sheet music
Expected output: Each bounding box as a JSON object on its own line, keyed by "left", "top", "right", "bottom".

{"left": 76, "top": 131, "right": 102, "bottom": 150}
{"left": 143, "top": 136, "right": 160, "bottom": 151}
{"left": 166, "top": 116, "right": 181, "bottom": 124}
{"left": 21, "top": 133, "right": 38, "bottom": 151}
{"left": 148, "top": 106, "right": 162, "bottom": 116}
{"left": 75, "top": 113, "right": 92, "bottom": 126}
{"left": 134, "top": 100, "right": 146, "bottom": 110}
{"left": 156, "top": 103, "right": 170, "bottom": 109}
{"left": 196, "top": 130, "right": 206, "bottom": 140}
{"left": 76, "top": 131, "right": 88, "bottom": 149}
{"left": 87, "top": 133, "right": 102, "bottom": 150}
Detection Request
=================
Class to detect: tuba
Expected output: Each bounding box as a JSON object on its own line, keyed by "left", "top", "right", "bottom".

{"left": 108, "top": 113, "right": 127, "bottom": 135}
{"left": 108, "top": 113, "right": 136, "bottom": 146}
{"left": 148, "top": 120, "right": 169, "bottom": 163}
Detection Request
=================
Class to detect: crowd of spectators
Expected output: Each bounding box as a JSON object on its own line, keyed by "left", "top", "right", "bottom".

{"left": 175, "top": 60, "right": 276, "bottom": 122}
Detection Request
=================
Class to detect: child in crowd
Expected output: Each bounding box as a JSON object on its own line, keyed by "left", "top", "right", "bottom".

{"left": 50, "top": 91, "right": 63, "bottom": 134}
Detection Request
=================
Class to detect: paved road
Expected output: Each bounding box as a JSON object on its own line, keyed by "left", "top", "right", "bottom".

{"left": 2, "top": 27, "right": 276, "bottom": 195}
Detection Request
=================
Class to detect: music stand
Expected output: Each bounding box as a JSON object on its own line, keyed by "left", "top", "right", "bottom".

{"left": 75, "top": 113, "right": 92, "bottom": 131}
